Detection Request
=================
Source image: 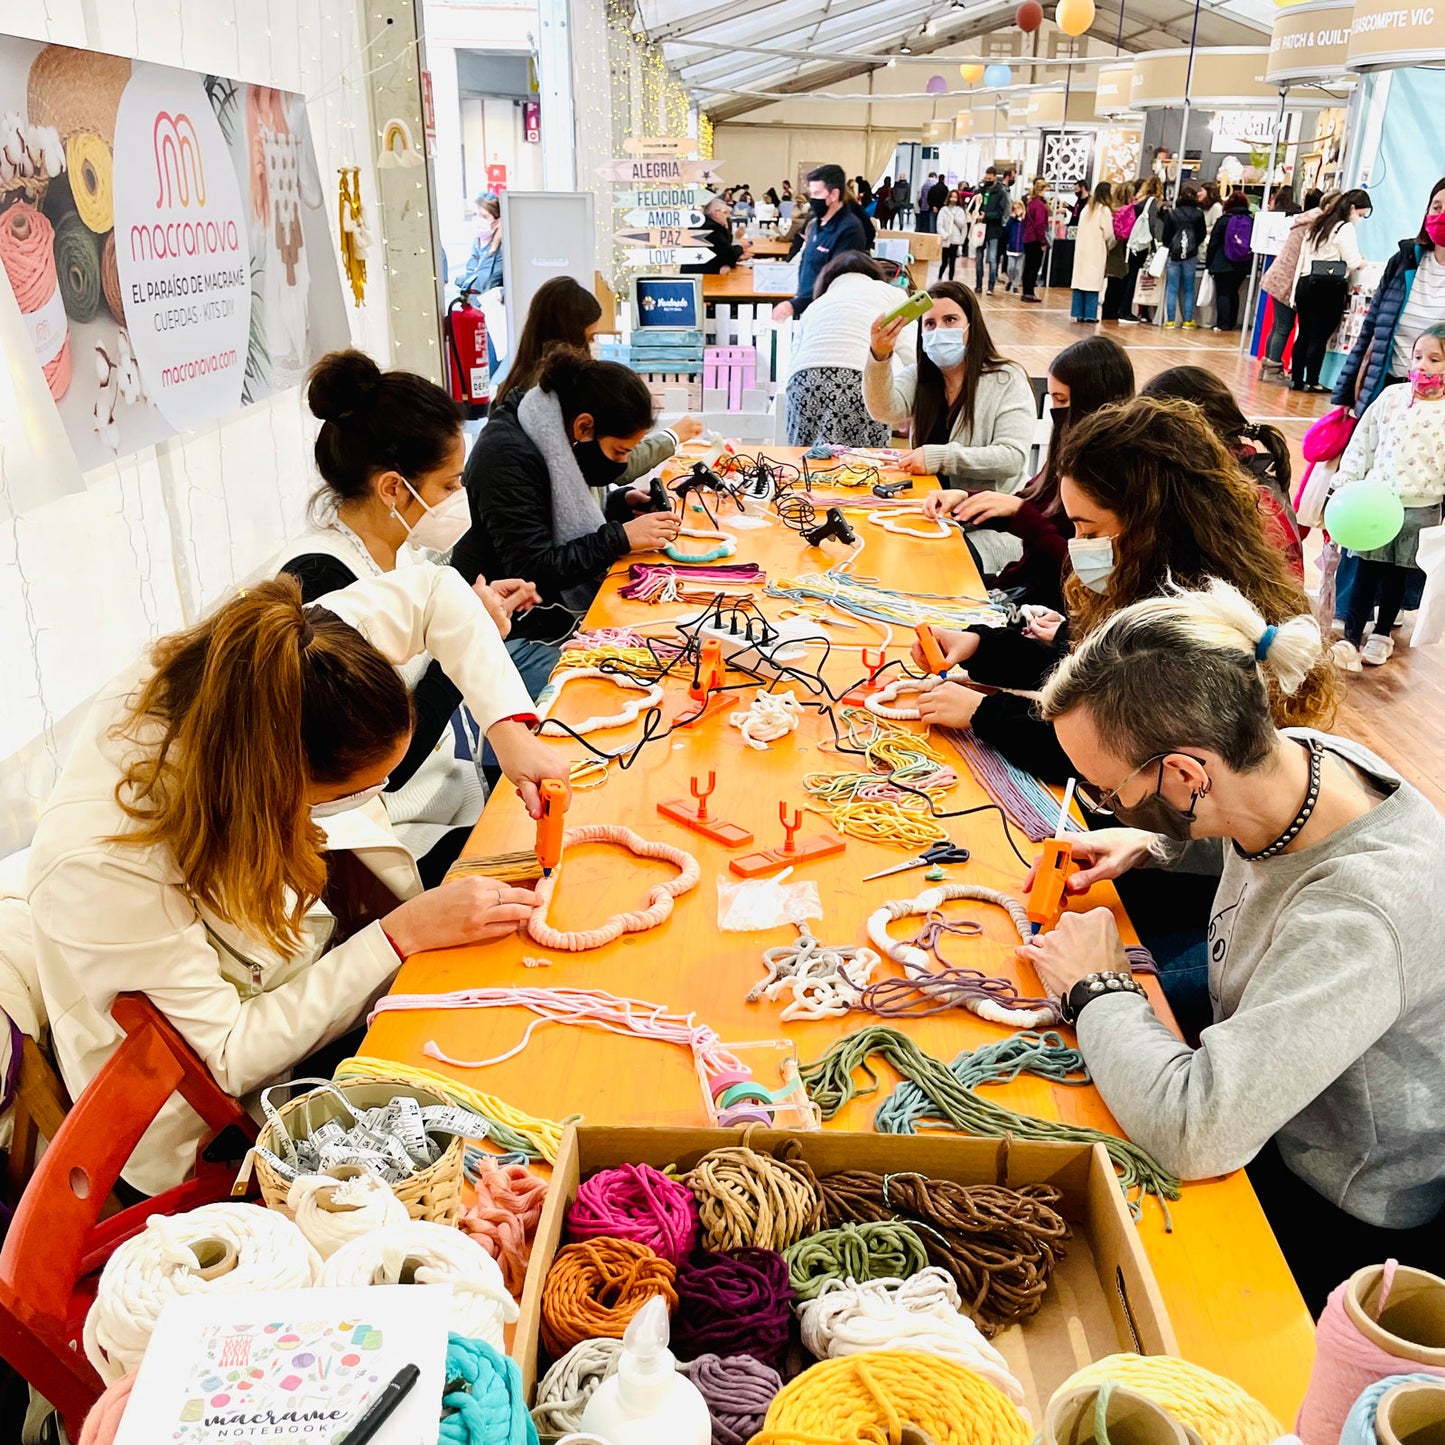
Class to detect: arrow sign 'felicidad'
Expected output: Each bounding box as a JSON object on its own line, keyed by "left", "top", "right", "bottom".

{"left": 621, "top": 208, "right": 706, "bottom": 229}
{"left": 614, "top": 188, "right": 716, "bottom": 209}
{"left": 615, "top": 227, "right": 710, "bottom": 246}
{"left": 600, "top": 157, "right": 723, "bottom": 185}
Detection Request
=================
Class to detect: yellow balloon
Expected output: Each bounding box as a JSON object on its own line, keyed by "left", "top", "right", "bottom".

{"left": 1056, "top": 0, "right": 1095, "bottom": 36}
{"left": 959, "top": 63, "right": 986, "bottom": 83}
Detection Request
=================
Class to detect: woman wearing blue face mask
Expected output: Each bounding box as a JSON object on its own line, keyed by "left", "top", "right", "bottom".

{"left": 272, "top": 351, "right": 547, "bottom": 885}
{"left": 864, "top": 281, "right": 1036, "bottom": 577}
{"left": 906, "top": 396, "right": 1336, "bottom": 783}
{"left": 26, "top": 570, "right": 568, "bottom": 1194}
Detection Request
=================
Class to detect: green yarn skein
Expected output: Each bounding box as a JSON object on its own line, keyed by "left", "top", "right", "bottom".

{"left": 781, "top": 1219, "right": 929, "bottom": 1300}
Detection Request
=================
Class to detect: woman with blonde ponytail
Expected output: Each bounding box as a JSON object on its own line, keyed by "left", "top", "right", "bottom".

{"left": 1019, "top": 578, "right": 1445, "bottom": 1310}
{"left": 28, "top": 567, "right": 568, "bottom": 1194}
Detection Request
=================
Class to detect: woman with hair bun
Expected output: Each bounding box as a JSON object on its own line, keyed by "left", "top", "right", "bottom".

{"left": 1021, "top": 578, "right": 1445, "bottom": 1309}
{"left": 273, "top": 350, "right": 547, "bottom": 882}
{"left": 453, "top": 344, "right": 681, "bottom": 629}
{"left": 28, "top": 569, "right": 567, "bottom": 1194}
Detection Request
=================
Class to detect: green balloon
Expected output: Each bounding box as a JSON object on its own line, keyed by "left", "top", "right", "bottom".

{"left": 1324, "top": 481, "right": 1405, "bottom": 551}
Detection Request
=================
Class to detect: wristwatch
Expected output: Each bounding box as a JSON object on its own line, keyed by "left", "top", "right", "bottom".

{"left": 1060, "top": 970, "right": 1147, "bottom": 1025}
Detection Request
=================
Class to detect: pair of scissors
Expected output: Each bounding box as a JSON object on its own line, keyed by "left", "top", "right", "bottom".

{"left": 862, "top": 839, "right": 971, "bottom": 882}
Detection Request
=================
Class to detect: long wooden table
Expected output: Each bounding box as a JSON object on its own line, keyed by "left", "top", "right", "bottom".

{"left": 363, "top": 448, "right": 1315, "bottom": 1421}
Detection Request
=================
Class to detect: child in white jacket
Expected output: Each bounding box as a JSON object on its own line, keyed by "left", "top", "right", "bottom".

{"left": 935, "top": 191, "right": 967, "bottom": 279}
{"left": 1332, "top": 324, "right": 1445, "bottom": 670}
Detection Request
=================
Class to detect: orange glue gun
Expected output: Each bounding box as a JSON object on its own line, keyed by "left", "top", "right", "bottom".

{"left": 914, "top": 623, "right": 948, "bottom": 676}
{"left": 1025, "top": 777, "right": 1079, "bottom": 933}
{"left": 536, "top": 779, "right": 568, "bottom": 877}
{"left": 691, "top": 638, "right": 727, "bottom": 702}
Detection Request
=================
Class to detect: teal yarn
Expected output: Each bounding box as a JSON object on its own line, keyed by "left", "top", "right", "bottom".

{"left": 440, "top": 1334, "right": 538, "bottom": 1445}
{"left": 1340, "top": 1374, "right": 1445, "bottom": 1445}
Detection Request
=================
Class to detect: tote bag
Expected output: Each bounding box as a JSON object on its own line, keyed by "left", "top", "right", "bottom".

{"left": 1132, "top": 266, "right": 1162, "bottom": 308}
{"left": 1147, "top": 244, "right": 1169, "bottom": 278}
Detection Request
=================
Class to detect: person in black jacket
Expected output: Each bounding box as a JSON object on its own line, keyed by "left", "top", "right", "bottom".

{"left": 907, "top": 396, "right": 1335, "bottom": 783}
{"left": 452, "top": 347, "right": 681, "bottom": 643}
{"left": 772, "top": 163, "right": 868, "bottom": 321}
{"left": 1159, "top": 183, "right": 1208, "bottom": 328}
{"left": 1203, "top": 190, "right": 1252, "bottom": 331}
{"left": 682, "top": 196, "right": 745, "bottom": 275}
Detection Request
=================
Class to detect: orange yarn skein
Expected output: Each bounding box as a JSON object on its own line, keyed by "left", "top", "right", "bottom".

{"left": 540, "top": 1238, "right": 678, "bottom": 1357}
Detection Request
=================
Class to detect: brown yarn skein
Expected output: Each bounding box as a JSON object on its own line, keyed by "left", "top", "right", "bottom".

{"left": 540, "top": 1237, "right": 678, "bottom": 1357}
{"left": 684, "top": 1138, "right": 824, "bottom": 1252}
{"left": 819, "top": 1170, "right": 1070, "bottom": 1334}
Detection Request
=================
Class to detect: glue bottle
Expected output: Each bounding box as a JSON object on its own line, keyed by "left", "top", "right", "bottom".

{"left": 578, "top": 1297, "right": 711, "bottom": 1445}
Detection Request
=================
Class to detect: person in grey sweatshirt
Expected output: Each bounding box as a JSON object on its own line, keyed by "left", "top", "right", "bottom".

{"left": 1018, "top": 578, "right": 1445, "bottom": 1313}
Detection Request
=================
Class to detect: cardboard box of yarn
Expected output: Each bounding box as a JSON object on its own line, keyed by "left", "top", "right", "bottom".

{"left": 514, "top": 1124, "right": 1178, "bottom": 1428}
{"left": 251, "top": 1078, "right": 465, "bottom": 1227}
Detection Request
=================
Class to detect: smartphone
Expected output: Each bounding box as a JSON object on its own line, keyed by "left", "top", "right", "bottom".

{"left": 882, "top": 289, "right": 933, "bottom": 327}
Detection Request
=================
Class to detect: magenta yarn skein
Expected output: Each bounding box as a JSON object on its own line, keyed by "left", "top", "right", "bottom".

{"left": 566, "top": 1163, "right": 699, "bottom": 1265}
{"left": 682, "top": 1352, "right": 784, "bottom": 1445}
{"left": 672, "top": 1249, "right": 794, "bottom": 1371}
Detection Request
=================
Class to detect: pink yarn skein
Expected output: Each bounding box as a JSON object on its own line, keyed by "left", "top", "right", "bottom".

{"left": 566, "top": 1162, "right": 699, "bottom": 1265}
{"left": 1297, "top": 1262, "right": 1445, "bottom": 1445}
{"left": 79, "top": 1372, "right": 135, "bottom": 1445}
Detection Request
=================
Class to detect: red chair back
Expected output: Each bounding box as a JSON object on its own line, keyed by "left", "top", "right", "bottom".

{"left": 0, "top": 995, "right": 256, "bottom": 1438}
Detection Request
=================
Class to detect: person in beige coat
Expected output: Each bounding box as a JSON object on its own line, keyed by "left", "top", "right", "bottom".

{"left": 1070, "top": 183, "right": 1114, "bottom": 324}
{"left": 27, "top": 566, "right": 568, "bottom": 1194}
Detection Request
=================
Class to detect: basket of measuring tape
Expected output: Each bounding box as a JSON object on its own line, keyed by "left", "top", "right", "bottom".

{"left": 250, "top": 1076, "right": 484, "bottom": 1226}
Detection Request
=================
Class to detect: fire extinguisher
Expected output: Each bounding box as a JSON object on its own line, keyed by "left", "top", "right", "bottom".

{"left": 445, "top": 295, "right": 489, "bottom": 414}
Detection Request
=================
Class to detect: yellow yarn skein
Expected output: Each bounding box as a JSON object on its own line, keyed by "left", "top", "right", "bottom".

{"left": 751, "top": 1350, "right": 1031, "bottom": 1445}
{"left": 66, "top": 132, "right": 114, "bottom": 233}
{"left": 1057, "top": 1355, "right": 1282, "bottom": 1445}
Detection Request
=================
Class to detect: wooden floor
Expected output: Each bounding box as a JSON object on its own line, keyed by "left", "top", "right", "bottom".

{"left": 979, "top": 284, "right": 1445, "bottom": 812}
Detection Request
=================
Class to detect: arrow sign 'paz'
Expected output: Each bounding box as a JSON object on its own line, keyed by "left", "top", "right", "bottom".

{"left": 615, "top": 227, "right": 710, "bottom": 247}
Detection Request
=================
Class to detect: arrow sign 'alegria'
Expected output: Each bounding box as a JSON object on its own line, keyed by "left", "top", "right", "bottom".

{"left": 600, "top": 157, "right": 723, "bottom": 185}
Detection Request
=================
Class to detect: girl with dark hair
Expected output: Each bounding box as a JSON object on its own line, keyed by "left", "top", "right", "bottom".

{"left": 28, "top": 570, "right": 564, "bottom": 1192}
{"left": 1140, "top": 365, "right": 1302, "bottom": 577}
{"left": 924, "top": 335, "right": 1135, "bottom": 609}
{"left": 272, "top": 351, "right": 544, "bottom": 880}
{"left": 1289, "top": 187, "right": 1370, "bottom": 391}
{"left": 1203, "top": 190, "right": 1254, "bottom": 332}
{"left": 455, "top": 346, "right": 679, "bottom": 633}
{"left": 785, "top": 253, "right": 909, "bottom": 447}
{"left": 864, "top": 281, "right": 1036, "bottom": 575}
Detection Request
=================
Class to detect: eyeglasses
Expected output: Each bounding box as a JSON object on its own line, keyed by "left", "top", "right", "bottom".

{"left": 1074, "top": 753, "right": 1203, "bottom": 815}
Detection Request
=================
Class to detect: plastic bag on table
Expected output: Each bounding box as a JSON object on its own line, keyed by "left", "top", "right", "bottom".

{"left": 716, "top": 869, "right": 823, "bottom": 932}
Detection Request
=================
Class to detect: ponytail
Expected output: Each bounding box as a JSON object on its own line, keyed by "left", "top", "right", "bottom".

{"left": 114, "top": 578, "right": 412, "bottom": 954}
{"left": 535, "top": 344, "right": 653, "bottom": 439}
{"left": 1241, "top": 418, "right": 1293, "bottom": 486}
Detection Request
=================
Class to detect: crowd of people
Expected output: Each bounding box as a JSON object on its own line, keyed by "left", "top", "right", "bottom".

{"left": 9, "top": 155, "right": 1444, "bottom": 1323}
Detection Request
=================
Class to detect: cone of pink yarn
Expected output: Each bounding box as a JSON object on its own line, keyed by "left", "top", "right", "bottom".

{"left": 566, "top": 1162, "right": 699, "bottom": 1265}
{"left": 459, "top": 1160, "right": 550, "bottom": 1296}
{"left": 80, "top": 1372, "right": 135, "bottom": 1445}
{"left": 1297, "top": 1261, "right": 1445, "bottom": 1445}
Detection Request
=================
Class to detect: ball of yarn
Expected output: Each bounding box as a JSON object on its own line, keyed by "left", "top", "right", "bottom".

{"left": 83, "top": 1203, "right": 320, "bottom": 1381}
{"left": 65, "top": 132, "right": 114, "bottom": 233}
{"left": 567, "top": 1163, "right": 699, "bottom": 1266}
{"left": 685, "top": 1140, "right": 823, "bottom": 1252}
{"left": 782, "top": 1220, "right": 928, "bottom": 1300}
{"left": 0, "top": 204, "right": 71, "bottom": 399}
{"left": 320, "top": 1219, "right": 518, "bottom": 1349}
{"left": 754, "top": 1350, "right": 1031, "bottom": 1445}
{"left": 1059, "top": 1354, "right": 1282, "bottom": 1445}
{"left": 460, "top": 1159, "right": 549, "bottom": 1295}
{"left": 541, "top": 1238, "right": 678, "bottom": 1358}
{"left": 53, "top": 212, "right": 101, "bottom": 324}
{"left": 1339, "top": 1374, "right": 1445, "bottom": 1445}
{"left": 100, "top": 231, "right": 125, "bottom": 325}
{"left": 286, "top": 1172, "right": 410, "bottom": 1260}
{"left": 672, "top": 1248, "right": 794, "bottom": 1371}
{"left": 683, "top": 1352, "right": 783, "bottom": 1445}
{"left": 79, "top": 1371, "right": 134, "bottom": 1445}
{"left": 439, "top": 1333, "right": 533, "bottom": 1445}
{"left": 797, "top": 1269, "right": 1025, "bottom": 1406}
{"left": 531, "top": 1337, "right": 625, "bottom": 1436}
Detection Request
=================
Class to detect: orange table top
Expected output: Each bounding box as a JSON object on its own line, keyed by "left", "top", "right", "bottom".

{"left": 363, "top": 447, "right": 1315, "bottom": 1420}
{"left": 703, "top": 266, "right": 793, "bottom": 301}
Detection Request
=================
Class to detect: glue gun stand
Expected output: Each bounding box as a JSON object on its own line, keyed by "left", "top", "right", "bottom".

{"left": 730, "top": 806, "right": 845, "bottom": 877}
{"left": 657, "top": 772, "right": 754, "bottom": 847}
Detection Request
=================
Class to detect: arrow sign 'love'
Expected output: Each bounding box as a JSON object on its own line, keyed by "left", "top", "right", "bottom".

{"left": 614, "top": 187, "right": 717, "bottom": 209}
{"left": 600, "top": 157, "right": 723, "bottom": 185}
{"left": 617, "top": 246, "right": 714, "bottom": 266}
{"left": 615, "top": 227, "right": 710, "bottom": 246}
{"left": 621, "top": 207, "right": 706, "bottom": 229}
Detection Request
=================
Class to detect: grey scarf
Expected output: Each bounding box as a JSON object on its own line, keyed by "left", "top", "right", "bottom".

{"left": 517, "top": 386, "right": 608, "bottom": 546}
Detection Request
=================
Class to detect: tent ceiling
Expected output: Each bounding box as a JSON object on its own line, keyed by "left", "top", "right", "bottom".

{"left": 636, "top": 0, "right": 1277, "bottom": 120}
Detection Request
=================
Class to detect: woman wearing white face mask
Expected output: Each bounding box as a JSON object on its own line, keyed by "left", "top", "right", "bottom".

{"left": 864, "top": 281, "right": 1036, "bottom": 576}
{"left": 904, "top": 396, "right": 1337, "bottom": 783}
{"left": 273, "top": 351, "right": 547, "bottom": 884}
{"left": 27, "top": 570, "right": 568, "bottom": 1194}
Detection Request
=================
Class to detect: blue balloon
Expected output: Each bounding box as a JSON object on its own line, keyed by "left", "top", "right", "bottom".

{"left": 984, "top": 63, "right": 1012, "bottom": 88}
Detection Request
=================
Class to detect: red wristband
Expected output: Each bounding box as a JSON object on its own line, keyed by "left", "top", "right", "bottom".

{"left": 381, "top": 926, "right": 407, "bottom": 962}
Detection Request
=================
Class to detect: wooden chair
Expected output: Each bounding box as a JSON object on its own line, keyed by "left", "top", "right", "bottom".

{"left": 4, "top": 1036, "right": 71, "bottom": 1205}
{"left": 0, "top": 995, "right": 256, "bottom": 1440}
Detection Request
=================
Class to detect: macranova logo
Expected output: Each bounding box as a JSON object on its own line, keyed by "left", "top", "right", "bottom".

{"left": 129, "top": 111, "right": 240, "bottom": 261}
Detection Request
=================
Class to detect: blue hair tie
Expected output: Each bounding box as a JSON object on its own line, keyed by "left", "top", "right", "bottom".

{"left": 1255, "top": 625, "right": 1279, "bottom": 662}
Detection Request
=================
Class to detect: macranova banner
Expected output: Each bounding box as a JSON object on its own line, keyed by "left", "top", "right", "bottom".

{"left": 0, "top": 35, "right": 349, "bottom": 471}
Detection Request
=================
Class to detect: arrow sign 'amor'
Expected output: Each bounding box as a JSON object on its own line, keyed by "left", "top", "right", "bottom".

{"left": 600, "top": 157, "right": 723, "bottom": 185}
{"left": 622, "top": 207, "right": 706, "bottom": 229}
{"left": 617, "top": 246, "right": 714, "bottom": 266}
{"left": 614, "top": 187, "right": 717, "bottom": 209}
{"left": 615, "top": 227, "right": 710, "bottom": 247}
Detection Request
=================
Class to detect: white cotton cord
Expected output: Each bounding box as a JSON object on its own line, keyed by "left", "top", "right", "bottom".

{"left": 728, "top": 688, "right": 802, "bottom": 750}
{"left": 531, "top": 1337, "right": 625, "bottom": 1434}
{"left": 864, "top": 675, "right": 946, "bottom": 721}
{"left": 83, "top": 1203, "right": 321, "bottom": 1382}
{"left": 796, "top": 1269, "right": 1027, "bottom": 1409}
{"left": 319, "top": 1219, "right": 518, "bottom": 1348}
{"left": 285, "top": 1172, "right": 410, "bottom": 1260}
